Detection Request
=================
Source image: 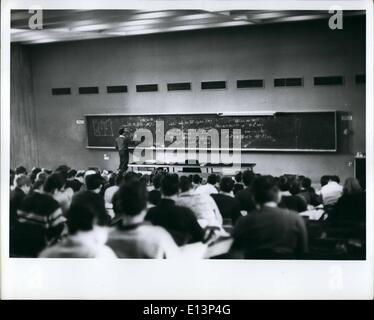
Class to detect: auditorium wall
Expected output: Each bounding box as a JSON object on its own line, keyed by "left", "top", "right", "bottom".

{"left": 14, "top": 17, "right": 365, "bottom": 182}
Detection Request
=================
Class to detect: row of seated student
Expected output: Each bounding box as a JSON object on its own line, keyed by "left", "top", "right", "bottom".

{"left": 9, "top": 165, "right": 365, "bottom": 259}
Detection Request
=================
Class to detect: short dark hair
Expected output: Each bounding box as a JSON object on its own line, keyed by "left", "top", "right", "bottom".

{"left": 302, "top": 177, "right": 312, "bottom": 189}
{"left": 320, "top": 175, "right": 330, "bottom": 186}
{"left": 234, "top": 172, "right": 242, "bottom": 183}
{"left": 119, "top": 127, "right": 125, "bottom": 135}
{"left": 43, "top": 173, "right": 65, "bottom": 193}
{"left": 113, "top": 181, "right": 148, "bottom": 216}
{"left": 192, "top": 174, "right": 202, "bottom": 184}
{"left": 67, "top": 169, "right": 77, "bottom": 179}
{"left": 123, "top": 171, "right": 140, "bottom": 184}
{"left": 252, "top": 175, "right": 279, "bottom": 205}
{"left": 331, "top": 175, "right": 340, "bottom": 183}
{"left": 278, "top": 176, "right": 290, "bottom": 191}
{"left": 242, "top": 170, "right": 255, "bottom": 187}
{"left": 233, "top": 183, "right": 244, "bottom": 195}
{"left": 289, "top": 180, "right": 302, "bottom": 195}
{"left": 179, "top": 175, "right": 192, "bottom": 193}
{"left": 220, "top": 177, "right": 234, "bottom": 193}
{"left": 207, "top": 174, "right": 218, "bottom": 185}
{"left": 161, "top": 173, "right": 179, "bottom": 196}
{"left": 16, "top": 174, "right": 31, "bottom": 188}
{"left": 85, "top": 173, "right": 104, "bottom": 191}
{"left": 67, "top": 191, "right": 110, "bottom": 234}
{"left": 152, "top": 173, "right": 163, "bottom": 189}
{"left": 15, "top": 166, "right": 27, "bottom": 175}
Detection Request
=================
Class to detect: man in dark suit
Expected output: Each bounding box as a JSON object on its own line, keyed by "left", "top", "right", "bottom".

{"left": 235, "top": 170, "right": 256, "bottom": 214}
{"left": 115, "top": 127, "right": 131, "bottom": 171}
{"left": 146, "top": 173, "right": 205, "bottom": 246}
{"left": 211, "top": 177, "right": 242, "bottom": 225}
{"left": 231, "top": 175, "right": 308, "bottom": 259}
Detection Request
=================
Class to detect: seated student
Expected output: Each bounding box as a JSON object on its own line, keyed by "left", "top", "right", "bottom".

{"left": 279, "top": 180, "right": 307, "bottom": 213}
{"left": 148, "top": 173, "right": 163, "bottom": 206}
{"left": 328, "top": 178, "right": 366, "bottom": 228}
{"left": 44, "top": 172, "right": 73, "bottom": 214}
{"left": 192, "top": 174, "right": 202, "bottom": 190}
{"left": 107, "top": 181, "right": 180, "bottom": 258}
{"left": 319, "top": 175, "right": 343, "bottom": 207}
{"left": 146, "top": 174, "right": 205, "bottom": 246}
{"left": 85, "top": 173, "right": 105, "bottom": 195}
{"left": 29, "top": 167, "right": 42, "bottom": 184}
{"left": 195, "top": 174, "right": 219, "bottom": 195}
{"left": 298, "top": 177, "right": 321, "bottom": 207}
{"left": 104, "top": 172, "right": 124, "bottom": 218}
{"left": 211, "top": 177, "right": 242, "bottom": 225}
{"left": 11, "top": 166, "right": 28, "bottom": 191}
{"left": 14, "top": 176, "right": 67, "bottom": 257}
{"left": 39, "top": 191, "right": 115, "bottom": 258}
{"left": 230, "top": 175, "right": 308, "bottom": 259}
{"left": 176, "top": 176, "right": 223, "bottom": 228}
{"left": 278, "top": 175, "right": 291, "bottom": 197}
{"left": 235, "top": 170, "right": 256, "bottom": 214}
{"left": 65, "top": 169, "right": 83, "bottom": 192}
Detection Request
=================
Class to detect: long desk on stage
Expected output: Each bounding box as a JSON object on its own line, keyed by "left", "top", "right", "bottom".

{"left": 128, "top": 162, "right": 256, "bottom": 173}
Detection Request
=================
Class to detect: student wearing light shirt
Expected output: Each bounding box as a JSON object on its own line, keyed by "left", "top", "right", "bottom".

{"left": 318, "top": 175, "right": 343, "bottom": 206}
{"left": 195, "top": 174, "right": 219, "bottom": 195}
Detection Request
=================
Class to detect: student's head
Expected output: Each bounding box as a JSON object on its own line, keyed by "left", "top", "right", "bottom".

{"left": 118, "top": 127, "right": 125, "bottom": 135}
{"left": 331, "top": 175, "right": 340, "bottom": 184}
{"left": 113, "top": 181, "right": 148, "bottom": 217}
{"left": 15, "top": 174, "right": 31, "bottom": 194}
{"left": 207, "top": 174, "right": 218, "bottom": 186}
{"left": 192, "top": 174, "right": 202, "bottom": 185}
{"left": 220, "top": 177, "right": 235, "bottom": 193}
{"left": 15, "top": 166, "right": 27, "bottom": 176}
{"left": 278, "top": 176, "right": 290, "bottom": 191}
{"left": 242, "top": 170, "right": 255, "bottom": 187}
{"left": 85, "top": 173, "right": 104, "bottom": 193}
{"left": 29, "top": 167, "right": 41, "bottom": 183}
{"left": 233, "top": 183, "right": 244, "bottom": 195}
{"left": 161, "top": 173, "right": 179, "bottom": 197}
{"left": 55, "top": 165, "right": 70, "bottom": 182}
{"left": 343, "top": 178, "right": 362, "bottom": 195}
{"left": 152, "top": 173, "right": 163, "bottom": 190}
{"left": 179, "top": 175, "right": 192, "bottom": 193}
{"left": 43, "top": 173, "right": 65, "bottom": 195}
{"left": 252, "top": 175, "right": 280, "bottom": 205}
{"left": 234, "top": 171, "right": 242, "bottom": 183}
{"left": 123, "top": 171, "right": 140, "bottom": 184}
{"left": 67, "top": 191, "right": 110, "bottom": 237}
{"left": 320, "top": 175, "right": 330, "bottom": 187}
{"left": 67, "top": 169, "right": 77, "bottom": 180}
{"left": 302, "top": 177, "right": 312, "bottom": 189}
{"left": 289, "top": 180, "right": 302, "bottom": 195}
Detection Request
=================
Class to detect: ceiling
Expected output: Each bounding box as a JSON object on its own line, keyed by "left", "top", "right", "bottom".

{"left": 11, "top": 9, "right": 365, "bottom": 45}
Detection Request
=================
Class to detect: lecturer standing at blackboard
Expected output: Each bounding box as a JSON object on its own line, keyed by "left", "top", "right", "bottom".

{"left": 115, "top": 127, "right": 130, "bottom": 171}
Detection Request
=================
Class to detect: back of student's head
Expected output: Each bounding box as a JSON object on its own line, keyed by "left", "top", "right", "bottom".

{"left": 123, "top": 171, "right": 140, "bottom": 184}
{"left": 179, "top": 175, "right": 192, "bottom": 193}
{"left": 55, "top": 165, "right": 70, "bottom": 182}
{"left": 331, "top": 175, "right": 340, "bottom": 183}
{"left": 242, "top": 170, "right": 255, "bottom": 187}
{"left": 85, "top": 173, "right": 104, "bottom": 191}
{"left": 343, "top": 177, "right": 362, "bottom": 195}
{"left": 67, "top": 169, "right": 77, "bottom": 179}
{"left": 152, "top": 173, "right": 163, "bottom": 190}
{"left": 192, "top": 174, "right": 202, "bottom": 185}
{"left": 233, "top": 183, "right": 244, "bottom": 195}
{"left": 320, "top": 175, "right": 330, "bottom": 187}
{"left": 16, "top": 174, "right": 31, "bottom": 189}
{"left": 220, "top": 177, "right": 234, "bottom": 193}
{"left": 302, "top": 177, "right": 312, "bottom": 189}
{"left": 234, "top": 171, "right": 242, "bottom": 183}
{"left": 278, "top": 176, "right": 290, "bottom": 191}
{"left": 207, "top": 174, "right": 218, "bottom": 185}
{"left": 252, "top": 175, "right": 279, "bottom": 205}
{"left": 118, "top": 127, "right": 125, "bottom": 135}
{"left": 289, "top": 180, "right": 302, "bottom": 195}
{"left": 113, "top": 181, "right": 148, "bottom": 216}
{"left": 44, "top": 173, "right": 65, "bottom": 194}
{"left": 67, "top": 191, "right": 110, "bottom": 234}
{"left": 161, "top": 173, "right": 179, "bottom": 196}
{"left": 15, "top": 166, "right": 27, "bottom": 175}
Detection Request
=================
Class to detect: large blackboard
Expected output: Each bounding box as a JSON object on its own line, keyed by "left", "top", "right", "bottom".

{"left": 85, "top": 111, "right": 337, "bottom": 152}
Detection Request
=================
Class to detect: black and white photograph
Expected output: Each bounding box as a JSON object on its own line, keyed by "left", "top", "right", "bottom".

{"left": 1, "top": 0, "right": 373, "bottom": 300}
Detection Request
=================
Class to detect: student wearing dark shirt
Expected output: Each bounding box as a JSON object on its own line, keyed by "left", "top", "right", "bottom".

{"left": 231, "top": 175, "right": 308, "bottom": 259}
{"left": 279, "top": 180, "right": 307, "bottom": 213}
{"left": 298, "top": 177, "right": 321, "bottom": 207}
{"left": 235, "top": 170, "right": 256, "bottom": 214}
{"left": 212, "top": 177, "right": 242, "bottom": 225}
{"left": 146, "top": 174, "right": 205, "bottom": 246}
{"left": 148, "top": 173, "right": 163, "bottom": 206}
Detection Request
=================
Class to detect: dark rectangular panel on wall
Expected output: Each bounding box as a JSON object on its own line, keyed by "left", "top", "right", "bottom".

{"left": 314, "top": 76, "right": 344, "bottom": 86}
{"left": 107, "top": 85, "right": 128, "bottom": 93}
{"left": 201, "top": 81, "right": 226, "bottom": 90}
{"left": 167, "top": 82, "right": 191, "bottom": 91}
{"left": 237, "top": 79, "right": 264, "bottom": 88}
{"left": 51, "top": 87, "right": 71, "bottom": 95}
{"left": 85, "top": 111, "right": 337, "bottom": 152}
{"left": 136, "top": 84, "right": 158, "bottom": 92}
{"left": 355, "top": 74, "right": 365, "bottom": 84}
{"left": 274, "top": 77, "right": 303, "bottom": 87}
{"left": 79, "top": 86, "right": 99, "bottom": 94}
